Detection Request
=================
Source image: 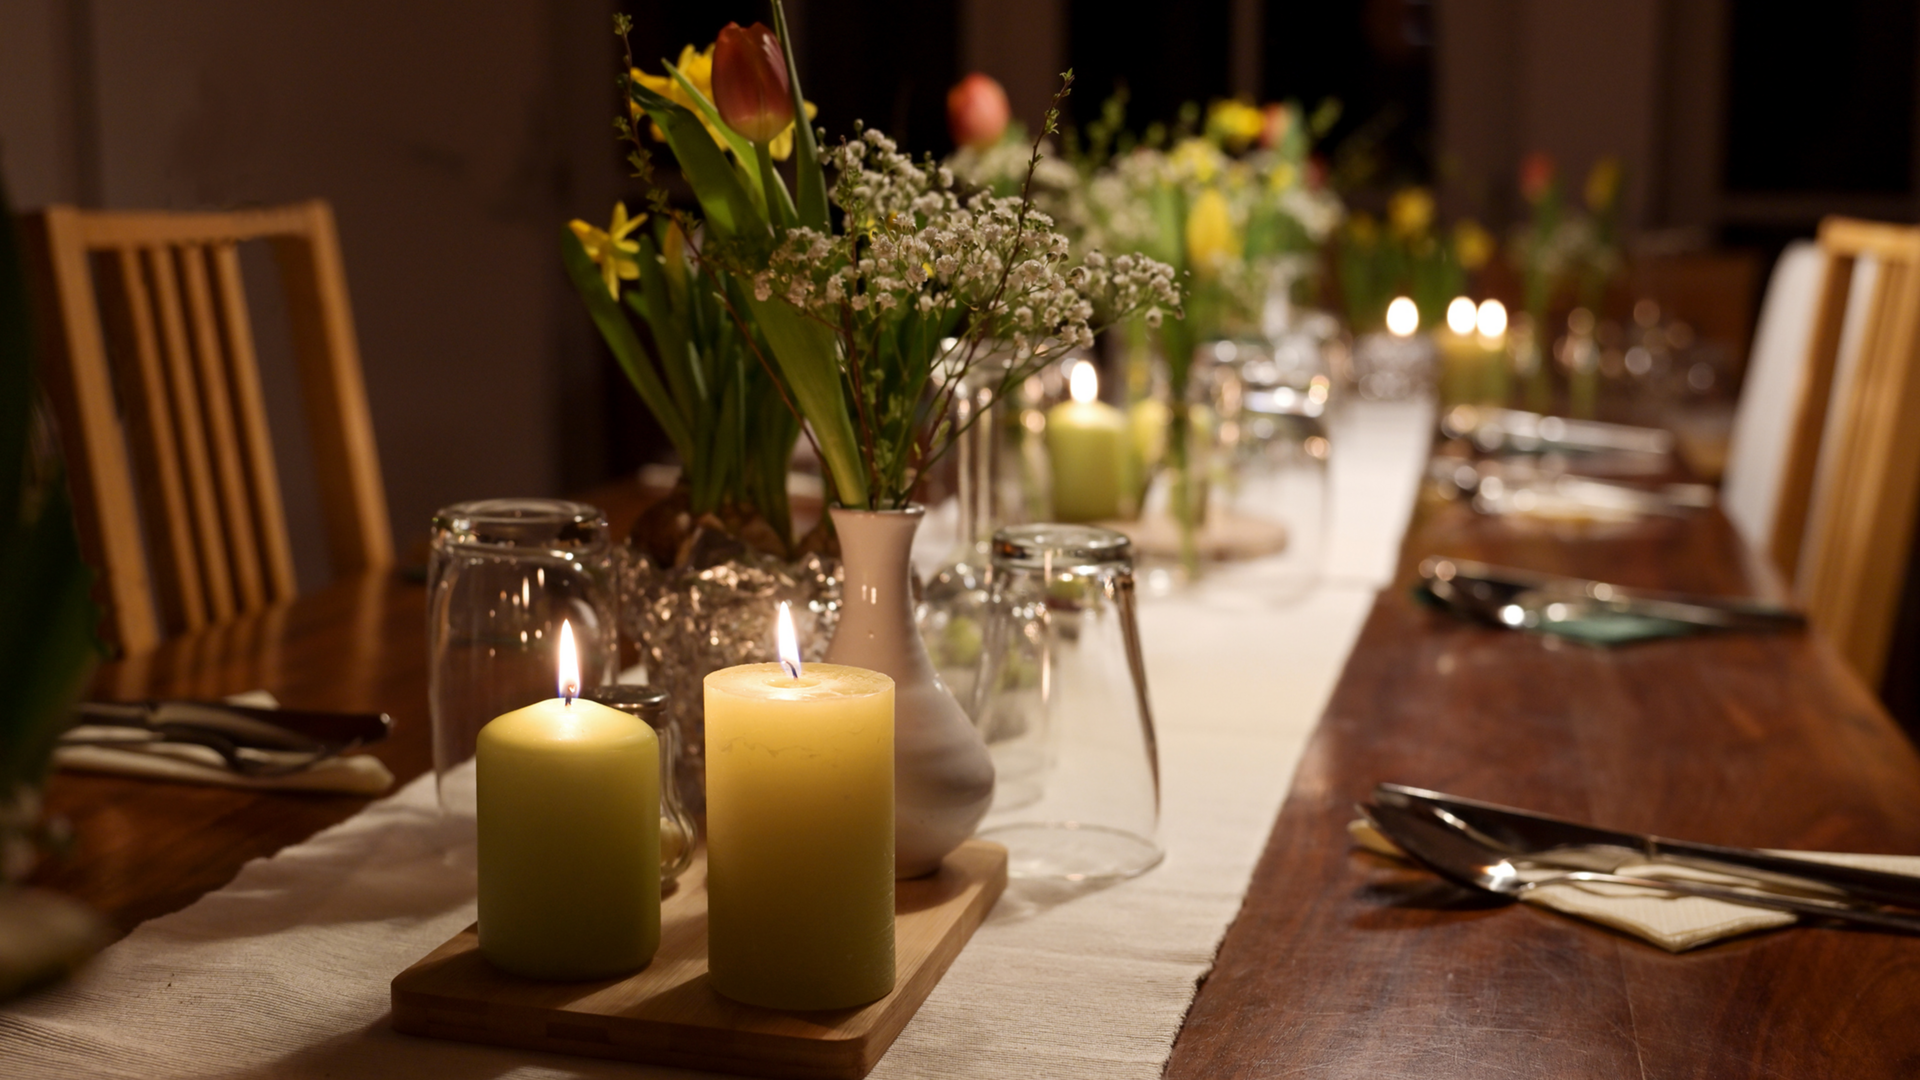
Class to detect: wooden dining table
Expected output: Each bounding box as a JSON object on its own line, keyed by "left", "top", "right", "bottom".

{"left": 30, "top": 473, "right": 1920, "bottom": 1077}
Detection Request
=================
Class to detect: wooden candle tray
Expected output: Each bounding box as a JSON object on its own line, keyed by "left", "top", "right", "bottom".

{"left": 391, "top": 840, "right": 1008, "bottom": 1080}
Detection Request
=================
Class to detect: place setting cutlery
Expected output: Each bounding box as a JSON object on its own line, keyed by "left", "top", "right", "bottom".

{"left": 55, "top": 697, "right": 395, "bottom": 792}
{"left": 1416, "top": 556, "right": 1804, "bottom": 641}
{"left": 1352, "top": 783, "right": 1920, "bottom": 949}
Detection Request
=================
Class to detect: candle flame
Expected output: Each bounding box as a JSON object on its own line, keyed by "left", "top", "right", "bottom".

{"left": 557, "top": 619, "right": 579, "bottom": 704}
{"left": 1385, "top": 296, "right": 1419, "bottom": 337}
{"left": 1476, "top": 299, "right": 1508, "bottom": 339}
{"left": 1446, "top": 296, "right": 1476, "bottom": 335}
{"left": 776, "top": 601, "right": 802, "bottom": 680}
{"left": 1068, "top": 360, "right": 1098, "bottom": 404}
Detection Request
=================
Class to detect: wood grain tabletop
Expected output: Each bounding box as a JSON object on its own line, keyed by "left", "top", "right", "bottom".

{"left": 1166, "top": 498, "right": 1920, "bottom": 1079}
{"left": 29, "top": 477, "right": 1920, "bottom": 1077}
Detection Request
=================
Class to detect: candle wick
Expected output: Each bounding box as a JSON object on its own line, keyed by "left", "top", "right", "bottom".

{"left": 780, "top": 658, "right": 802, "bottom": 680}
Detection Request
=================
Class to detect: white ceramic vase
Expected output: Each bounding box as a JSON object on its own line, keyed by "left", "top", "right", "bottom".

{"left": 825, "top": 506, "right": 996, "bottom": 878}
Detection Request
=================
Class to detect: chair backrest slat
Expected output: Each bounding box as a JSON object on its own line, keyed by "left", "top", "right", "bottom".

{"left": 179, "top": 242, "right": 266, "bottom": 611}
{"left": 1770, "top": 217, "right": 1920, "bottom": 686}
{"left": 210, "top": 241, "right": 298, "bottom": 602}
{"left": 24, "top": 200, "right": 392, "bottom": 651}
{"left": 104, "top": 245, "right": 207, "bottom": 632}
{"left": 145, "top": 244, "right": 237, "bottom": 624}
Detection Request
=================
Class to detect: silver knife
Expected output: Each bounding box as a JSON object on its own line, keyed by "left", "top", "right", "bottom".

{"left": 71, "top": 700, "right": 392, "bottom": 752}
{"left": 1377, "top": 783, "right": 1920, "bottom": 911}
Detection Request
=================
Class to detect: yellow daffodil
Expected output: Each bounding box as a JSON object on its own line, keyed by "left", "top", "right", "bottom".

{"left": 569, "top": 202, "right": 646, "bottom": 298}
{"left": 1346, "top": 211, "right": 1379, "bottom": 247}
{"left": 1387, "top": 187, "right": 1434, "bottom": 238}
{"left": 633, "top": 43, "right": 815, "bottom": 162}
{"left": 1169, "top": 137, "right": 1225, "bottom": 184}
{"left": 1585, "top": 156, "right": 1623, "bottom": 212}
{"left": 1185, "top": 188, "right": 1238, "bottom": 272}
{"left": 1266, "top": 160, "right": 1298, "bottom": 192}
{"left": 1205, "top": 99, "right": 1266, "bottom": 152}
{"left": 1453, "top": 219, "right": 1493, "bottom": 270}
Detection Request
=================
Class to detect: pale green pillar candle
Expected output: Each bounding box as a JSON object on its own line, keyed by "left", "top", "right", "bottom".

{"left": 1048, "top": 361, "right": 1128, "bottom": 522}
{"left": 477, "top": 622, "right": 660, "bottom": 980}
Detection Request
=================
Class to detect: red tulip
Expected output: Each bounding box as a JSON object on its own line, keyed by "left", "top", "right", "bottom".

{"left": 1258, "top": 102, "right": 1291, "bottom": 150}
{"left": 1519, "top": 151, "right": 1557, "bottom": 203}
{"left": 712, "top": 22, "right": 793, "bottom": 145}
{"left": 947, "top": 73, "right": 1010, "bottom": 150}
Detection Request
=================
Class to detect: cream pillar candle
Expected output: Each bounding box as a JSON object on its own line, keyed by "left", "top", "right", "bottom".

{"left": 1047, "top": 361, "right": 1128, "bottom": 522}
{"left": 704, "top": 603, "right": 896, "bottom": 1010}
{"left": 477, "top": 621, "right": 660, "bottom": 981}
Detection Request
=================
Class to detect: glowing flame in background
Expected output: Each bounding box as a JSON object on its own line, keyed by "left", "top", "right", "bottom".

{"left": 776, "top": 601, "right": 803, "bottom": 680}
{"left": 1446, "top": 296, "right": 1477, "bottom": 335}
{"left": 557, "top": 619, "right": 580, "bottom": 703}
{"left": 1069, "top": 359, "right": 1099, "bottom": 404}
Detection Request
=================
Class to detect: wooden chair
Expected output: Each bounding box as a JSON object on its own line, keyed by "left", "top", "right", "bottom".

{"left": 1765, "top": 217, "right": 1920, "bottom": 687}
{"left": 22, "top": 200, "right": 392, "bottom": 654}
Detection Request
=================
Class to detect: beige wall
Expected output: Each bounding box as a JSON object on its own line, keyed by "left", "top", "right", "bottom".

{"left": 2, "top": 0, "right": 618, "bottom": 585}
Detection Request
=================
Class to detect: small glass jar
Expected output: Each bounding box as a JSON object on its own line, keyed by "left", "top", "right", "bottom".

{"left": 427, "top": 499, "right": 619, "bottom": 825}
{"left": 584, "top": 685, "right": 698, "bottom": 884}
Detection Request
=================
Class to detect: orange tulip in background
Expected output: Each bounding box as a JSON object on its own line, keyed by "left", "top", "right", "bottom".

{"left": 947, "top": 73, "right": 1011, "bottom": 149}
{"left": 712, "top": 22, "right": 793, "bottom": 145}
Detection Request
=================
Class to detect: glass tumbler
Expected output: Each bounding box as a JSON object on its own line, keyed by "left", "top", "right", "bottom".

{"left": 972, "top": 525, "right": 1163, "bottom": 881}
{"left": 428, "top": 499, "right": 619, "bottom": 821}
{"left": 583, "top": 686, "right": 698, "bottom": 884}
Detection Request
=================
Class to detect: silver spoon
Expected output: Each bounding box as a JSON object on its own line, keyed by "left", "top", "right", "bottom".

{"left": 1361, "top": 801, "right": 1920, "bottom": 934}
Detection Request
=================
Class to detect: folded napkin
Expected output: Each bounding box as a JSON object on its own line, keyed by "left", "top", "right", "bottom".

{"left": 53, "top": 691, "right": 395, "bottom": 796}
{"left": 1349, "top": 817, "right": 1920, "bottom": 951}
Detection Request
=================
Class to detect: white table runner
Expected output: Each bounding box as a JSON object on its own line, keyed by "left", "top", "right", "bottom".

{"left": 0, "top": 401, "right": 1434, "bottom": 1080}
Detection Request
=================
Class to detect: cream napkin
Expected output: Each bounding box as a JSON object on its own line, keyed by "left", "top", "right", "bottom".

{"left": 1349, "top": 817, "right": 1920, "bottom": 951}
{"left": 53, "top": 691, "right": 394, "bottom": 796}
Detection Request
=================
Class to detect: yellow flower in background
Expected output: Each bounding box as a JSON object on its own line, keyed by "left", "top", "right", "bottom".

{"left": 765, "top": 100, "right": 818, "bottom": 162}
{"left": 1453, "top": 219, "right": 1493, "bottom": 270}
{"left": 569, "top": 202, "right": 646, "bottom": 298}
{"left": 634, "top": 45, "right": 722, "bottom": 148}
{"left": 1185, "top": 188, "right": 1239, "bottom": 272}
{"left": 633, "top": 43, "right": 815, "bottom": 162}
{"left": 1346, "top": 211, "right": 1379, "bottom": 247}
{"left": 1585, "top": 156, "right": 1623, "bottom": 212}
{"left": 1206, "top": 99, "right": 1266, "bottom": 152}
{"left": 1169, "top": 138, "right": 1225, "bottom": 184}
{"left": 1266, "top": 160, "right": 1298, "bottom": 192}
{"left": 1388, "top": 187, "right": 1434, "bottom": 238}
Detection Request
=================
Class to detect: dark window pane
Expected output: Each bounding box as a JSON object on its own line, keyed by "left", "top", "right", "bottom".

{"left": 1726, "top": 0, "right": 1914, "bottom": 194}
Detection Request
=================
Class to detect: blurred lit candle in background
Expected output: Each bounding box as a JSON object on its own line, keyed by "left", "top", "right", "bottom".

{"left": 1476, "top": 299, "right": 1512, "bottom": 405}
{"left": 477, "top": 621, "right": 661, "bottom": 980}
{"left": 704, "top": 603, "right": 897, "bottom": 1010}
{"left": 1047, "top": 361, "right": 1128, "bottom": 522}
{"left": 1438, "top": 296, "right": 1480, "bottom": 406}
{"left": 1386, "top": 295, "right": 1420, "bottom": 338}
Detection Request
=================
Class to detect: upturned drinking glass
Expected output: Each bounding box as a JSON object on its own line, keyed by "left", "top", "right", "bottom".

{"left": 971, "top": 524, "right": 1163, "bottom": 881}
{"left": 428, "top": 499, "right": 619, "bottom": 821}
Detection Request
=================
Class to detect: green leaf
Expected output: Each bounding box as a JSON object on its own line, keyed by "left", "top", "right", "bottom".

{"left": 770, "top": 0, "right": 829, "bottom": 230}
{"left": 629, "top": 80, "right": 769, "bottom": 250}
{"left": 744, "top": 294, "right": 869, "bottom": 508}
{"left": 561, "top": 229, "right": 694, "bottom": 462}
{"left": 628, "top": 234, "right": 699, "bottom": 420}
{"left": 663, "top": 60, "right": 767, "bottom": 212}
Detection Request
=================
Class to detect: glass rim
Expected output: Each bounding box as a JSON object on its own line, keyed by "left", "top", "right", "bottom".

{"left": 991, "top": 523, "right": 1133, "bottom": 571}
{"left": 430, "top": 498, "right": 609, "bottom": 548}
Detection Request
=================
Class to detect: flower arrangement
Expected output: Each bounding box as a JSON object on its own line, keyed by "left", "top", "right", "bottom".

{"left": 583, "top": 4, "right": 1178, "bottom": 514}
{"left": 1335, "top": 186, "right": 1493, "bottom": 334}
{"left": 1510, "top": 152, "right": 1626, "bottom": 410}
